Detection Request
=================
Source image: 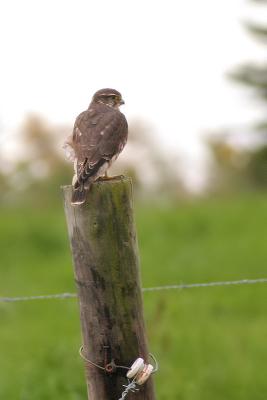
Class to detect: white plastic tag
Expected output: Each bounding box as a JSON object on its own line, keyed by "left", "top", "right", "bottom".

{"left": 136, "top": 364, "right": 154, "bottom": 385}
{"left": 126, "top": 358, "right": 145, "bottom": 379}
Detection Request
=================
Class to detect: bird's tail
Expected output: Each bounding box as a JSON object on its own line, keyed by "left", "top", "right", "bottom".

{"left": 71, "top": 184, "right": 88, "bottom": 205}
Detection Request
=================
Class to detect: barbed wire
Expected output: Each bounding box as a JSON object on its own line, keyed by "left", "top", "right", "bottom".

{"left": 1, "top": 278, "right": 267, "bottom": 303}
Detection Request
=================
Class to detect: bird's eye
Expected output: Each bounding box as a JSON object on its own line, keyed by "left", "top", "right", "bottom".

{"left": 106, "top": 95, "right": 115, "bottom": 100}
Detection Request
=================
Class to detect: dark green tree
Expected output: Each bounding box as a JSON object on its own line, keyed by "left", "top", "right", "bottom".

{"left": 228, "top": 0, "right": 267, "bottom": 187}
{"left": 207, "top": 0, "right": 267, "bottom": 192}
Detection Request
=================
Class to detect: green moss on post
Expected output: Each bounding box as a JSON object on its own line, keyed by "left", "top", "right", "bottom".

{"left": 62, "top": 176, "right": 156, "bottom": 400}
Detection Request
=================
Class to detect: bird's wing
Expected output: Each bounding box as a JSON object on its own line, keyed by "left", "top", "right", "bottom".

{"left": 72, "top": 109, "right": 128, "bottom": 184}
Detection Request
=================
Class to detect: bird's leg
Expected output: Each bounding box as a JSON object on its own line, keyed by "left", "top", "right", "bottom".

{"left": 97, "top": 171, "right": 122, "bottom": 181}
{"left": 98, "top": 175, "right": 124, "bottom": 182}
{"left": 98, "top": 171, "right": 113, "bottom": 181}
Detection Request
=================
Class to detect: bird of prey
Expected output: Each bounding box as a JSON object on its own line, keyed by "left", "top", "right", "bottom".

{"left": 64, "top": 88, "right": 128, "bottom": 205}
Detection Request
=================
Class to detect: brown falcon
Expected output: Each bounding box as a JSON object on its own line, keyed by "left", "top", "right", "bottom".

{"left": 64, "top": 88, "right": 128, "bottom": 205}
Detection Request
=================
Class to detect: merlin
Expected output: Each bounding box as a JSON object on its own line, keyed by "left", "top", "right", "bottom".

{"left": 64, "top": 88, "right": 128, "bottom": 205}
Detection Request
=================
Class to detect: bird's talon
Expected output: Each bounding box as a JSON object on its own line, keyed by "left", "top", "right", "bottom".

{"left": 97, "top": 176, "right": 114, "bottom": 181}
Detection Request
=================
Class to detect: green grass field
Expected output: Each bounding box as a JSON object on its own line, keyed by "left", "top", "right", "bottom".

{"left": 1, "top": 194, "right": 267, "bottom": 399}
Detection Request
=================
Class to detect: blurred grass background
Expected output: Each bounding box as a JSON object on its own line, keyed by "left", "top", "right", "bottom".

{"left": 1, "top": 193, "right": 267, "bottom": 399}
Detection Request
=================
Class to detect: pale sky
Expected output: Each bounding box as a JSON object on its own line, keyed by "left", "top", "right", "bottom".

{"left": 0, "top": 0, "right": 266, "bottom": 188}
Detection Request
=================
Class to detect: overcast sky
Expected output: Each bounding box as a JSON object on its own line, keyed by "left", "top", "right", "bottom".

{"left": 0, "top": 0, "right": 266, "bottom": 188}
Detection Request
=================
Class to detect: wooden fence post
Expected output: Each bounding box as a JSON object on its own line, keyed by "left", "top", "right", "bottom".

{"left": 62, "top": 176, "right": 156, "bottom": 400}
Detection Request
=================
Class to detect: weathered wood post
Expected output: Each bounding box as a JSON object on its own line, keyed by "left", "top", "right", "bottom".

{"left": 62, "top": 176, "right": 156, "bottom": 400}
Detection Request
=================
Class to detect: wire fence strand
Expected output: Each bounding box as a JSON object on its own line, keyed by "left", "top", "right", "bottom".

{"left": 142, "top": 278, "right": 267, "bottom": 292}
{"left": 1, "top": 278, "right": 267, "bottom": 303}
{"left": 0, "top": 293, "right": 77, "bottom": 303}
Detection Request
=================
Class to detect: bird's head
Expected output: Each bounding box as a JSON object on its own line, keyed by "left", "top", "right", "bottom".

{"left": 92, "top": 88, "right": 125, "bottom": 108}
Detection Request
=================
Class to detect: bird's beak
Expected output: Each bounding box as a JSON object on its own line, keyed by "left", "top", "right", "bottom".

{"left": 119, "top": 98, "right": 125, "bottom": 105}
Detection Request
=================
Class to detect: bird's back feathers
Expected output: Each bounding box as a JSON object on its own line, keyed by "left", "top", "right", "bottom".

{"left": 69, "top": 96, "right": 128, "bottom": 206}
